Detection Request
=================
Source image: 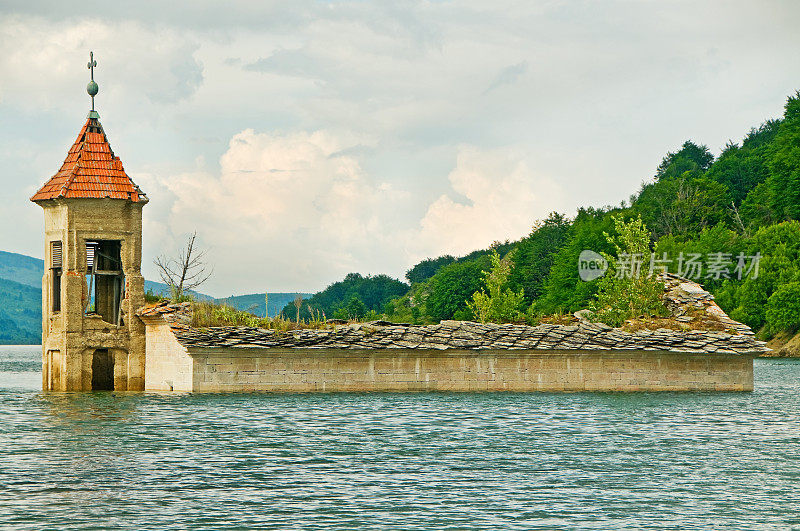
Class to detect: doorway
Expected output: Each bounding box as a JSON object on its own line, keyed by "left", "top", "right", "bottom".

{"left": 91, "top": 349, "right": 114, "bottom": 390}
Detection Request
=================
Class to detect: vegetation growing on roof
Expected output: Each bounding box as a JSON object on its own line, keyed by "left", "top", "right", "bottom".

{"left": 190, "top": 301, "right": 332, "bottom": 331}
{"left": 587, "top": 215, "right": 668, "bottom": 327}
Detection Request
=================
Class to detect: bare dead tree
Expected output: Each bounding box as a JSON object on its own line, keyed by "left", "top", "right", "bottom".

{"left": 293, "top": 294, "right": 303, "bottom": 323}
{"left": 729, "top": 201, "right": 751, "bottom": 238}
{"left": 154, "top": 231, "right": 213, "bottom": 301}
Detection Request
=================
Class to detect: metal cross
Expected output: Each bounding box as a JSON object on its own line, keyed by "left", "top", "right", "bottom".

{"left": 88, "top": 51, "right": 97, "bottom": 80}
{"left": 87, "top": 51, "right": 98, "bottom": 111}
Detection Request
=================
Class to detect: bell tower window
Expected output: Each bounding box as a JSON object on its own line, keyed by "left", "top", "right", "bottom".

{"left": 85, "top": 240, "right": 125, "bottom": 325}
{"left": 50, "top": 241, "right": 62, "bottom": 313}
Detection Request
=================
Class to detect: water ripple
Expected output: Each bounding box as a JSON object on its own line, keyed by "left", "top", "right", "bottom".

{"left": 0, "top": 346, "right": 799, "bottom": 529}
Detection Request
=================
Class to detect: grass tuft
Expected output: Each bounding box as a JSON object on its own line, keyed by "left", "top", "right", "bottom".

{"left": 189, "top": 301, "right": 334, "bottom": 331}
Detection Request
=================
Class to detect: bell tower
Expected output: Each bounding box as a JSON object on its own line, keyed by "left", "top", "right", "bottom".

{"left": 31, "top": 52, "right": 148, "bottom": 391}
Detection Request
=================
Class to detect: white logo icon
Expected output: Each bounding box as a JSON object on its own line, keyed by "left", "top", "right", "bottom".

{"left": 578, "top": 250, "right": 607, "bottom": 281}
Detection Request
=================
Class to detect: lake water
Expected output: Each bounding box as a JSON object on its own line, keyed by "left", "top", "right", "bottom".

{"left": 1, "top": 345, "right": 799, "bottom": 530}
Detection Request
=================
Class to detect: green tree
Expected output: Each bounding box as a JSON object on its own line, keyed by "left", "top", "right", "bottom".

{"left": 382, "top": 281, "right": 431, "bottom": 324}
{"left": 739, "top": 181, "right": 778, "bottom": 230}
{"left": 655, "top": 140, "right": 714, "bottom": 181}
{"left": 654, "top": 223, "right": 742, "bottom": 292}
{"left": 634, "top": 174, "right": 730, "bottom": 239}
{"left": 405, "top": 255, "right": 456, "bottom": 284}
{"left": 535, "top": 208, "right": 615, "bottom": 315}
{"left": 766, "top": 91, "right": 800, "bottom": 220}
{"left": 423, "top": 256, "right": 490, "bottom": 322}
{"left": 333, "top": 295, "right": 367, "bottom": 320}
{"left": 508, "top": 212, "right": 571, "bottom": 303}
{"left": 765, "top": 283, "right": 800, "bottom": 334}
{"left": 714, "top": 221, "right": 800, "bottom": 331}
{"left": 467, "top": 250, "right": 525, "bottom": 323}
{"left": 705, "top": 121, "right": 779, "bottom": 206}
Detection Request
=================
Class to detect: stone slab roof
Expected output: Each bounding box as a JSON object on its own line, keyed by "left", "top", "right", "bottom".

{"left": 31, "top": 115, "right": 147, "bottom": 203}
{"left": 138, "top": 274, "right": 767, "bottom": 356}
{"left": 171, "top": 320, "right": 763, "bottom": 355}
{"left": 645, "top": 272, "right": 754, "bottom": 336}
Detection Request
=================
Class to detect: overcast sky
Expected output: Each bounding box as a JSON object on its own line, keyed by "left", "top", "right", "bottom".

{"left": 1, "top": 1, "right": 799, "bottom": 297}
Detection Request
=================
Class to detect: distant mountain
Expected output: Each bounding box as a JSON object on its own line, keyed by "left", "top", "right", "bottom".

{"left": 215, "top": 292, "right": 313, "bottom": 318}
{"left": 0, "top": 276, "right": 41, "bottom": 344}
{"left": 0, "top": 251, "right": 44, "bottom": 344}
{"left": 0, "top": 250, "right": 309, "bottom": 344}
{"left": 0, "top": 251, "right": 44, "bottom": 288}
{"left": 144, "top": 280, "right": 213, "bottom": 301}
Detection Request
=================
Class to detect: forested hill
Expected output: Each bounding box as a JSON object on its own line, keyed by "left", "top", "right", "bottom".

{"left": 291, "top": 91, "right": 800, "bottom": 343}
{"left": 0, "top": 251, "right": 44, "bottom": 289}
{"left": 0, "top": 252, "right": 44, "bottom": 344}
{"left": 0, "top": 275, "right": 40, "bottom": 344}
{"left": 280, "top": 273, "right": 409, "bottom": 321}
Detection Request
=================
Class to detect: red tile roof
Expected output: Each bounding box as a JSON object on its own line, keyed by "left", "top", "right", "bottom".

{"left": 31, "top": 115, "right": 147, "bottom": 203}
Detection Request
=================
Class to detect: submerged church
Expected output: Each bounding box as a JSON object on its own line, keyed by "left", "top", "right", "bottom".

{"left": 31, "top": 55, "right": 767, "bottom": 393}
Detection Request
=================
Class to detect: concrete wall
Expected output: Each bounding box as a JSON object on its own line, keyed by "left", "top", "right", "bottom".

{"left": 143, "top": 332, "right": 753, "bottom": 392}
{"left": 143, "top": 319, "right": 194, "bottom": 392}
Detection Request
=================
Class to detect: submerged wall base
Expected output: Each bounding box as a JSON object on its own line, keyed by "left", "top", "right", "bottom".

{"left": 144, "top": 323, "right": 753, "bottom": 392}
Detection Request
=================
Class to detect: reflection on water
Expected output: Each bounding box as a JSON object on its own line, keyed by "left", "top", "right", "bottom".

{"left": 1, "top": 344, "right": 800, "bottom": 529}
{"left": 39, "top": 392, "right": 142, "bottom": 426}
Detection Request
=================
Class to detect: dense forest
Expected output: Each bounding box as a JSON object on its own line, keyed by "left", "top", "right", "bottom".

{"left": 283, "top": 91, "right": 800, "bottom": 341}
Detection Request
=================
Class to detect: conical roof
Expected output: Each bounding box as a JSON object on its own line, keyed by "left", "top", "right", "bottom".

{"left": 31, "top": 113, "right": 147, "bottom": 203}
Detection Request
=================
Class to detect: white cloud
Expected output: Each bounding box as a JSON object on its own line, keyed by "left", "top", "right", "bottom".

{"left": 0, "top": 16, "right": 204, "bottom": 112}
{"left": 3, "top": 4, "right": 800, "bottom": 294}
{"left": 412, "top": 146, "right": 564, "bottom": 260}
{"left": 141, "top": 132, "right": 565, "bottom": 295}
{"left": 143, "top": 129, "right": 412, "bottom": 294}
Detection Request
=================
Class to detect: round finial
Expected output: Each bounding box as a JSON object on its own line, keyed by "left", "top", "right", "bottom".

{"left": 87, "top": 80, "right": 99, "bottom": 97}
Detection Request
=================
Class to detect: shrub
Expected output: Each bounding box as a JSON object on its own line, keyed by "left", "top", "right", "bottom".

{"left": 144, "top": 289, "right": 162, "bottom": 303}
{"left": 190, "top": 301, "right": 327, "bottom": 331}
{"left": 424, "top": 257, "right": 490, "bottom": 322}
{"left": 589, "top": 214, "right": 668, "bottom": 327}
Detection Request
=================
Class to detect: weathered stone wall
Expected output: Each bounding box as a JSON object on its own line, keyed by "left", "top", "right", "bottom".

{"left": 143, "top": 342, "right": 753, "bottom": 392}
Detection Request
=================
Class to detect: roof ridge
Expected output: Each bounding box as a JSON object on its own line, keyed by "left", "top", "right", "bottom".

{"left": 59, "top": 125, "right": 89, "bottom": 195}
